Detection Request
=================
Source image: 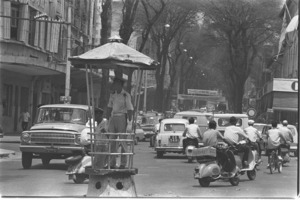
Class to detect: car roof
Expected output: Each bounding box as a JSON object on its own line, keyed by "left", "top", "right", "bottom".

{"left": 174, "top": 111, "right": 212, "bottom": 116}
{"left": 213, "top": 113, "right": 248, "bottom": 118}
{"left": 162, "top": 118, "right": 188, "bottom": 123}
{"left": 39, "top": 104, "right": 89, "bottom": 110}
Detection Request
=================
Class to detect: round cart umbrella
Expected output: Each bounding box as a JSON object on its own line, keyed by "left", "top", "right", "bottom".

{"left": 69, "top": 36, "right": 158, "bottom": 70}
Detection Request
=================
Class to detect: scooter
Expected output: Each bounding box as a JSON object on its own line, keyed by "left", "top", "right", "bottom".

{"left": 65, "top": 150, "right": 91, "bottom": 184}
{"left": 193, "top": 142, "right": 240, "bottom": 187}
{"left": 185, "top": 138, "right": 199, "bottom": 163}
{"left": 233, "top": 140, "right": 261, "bottom": 180}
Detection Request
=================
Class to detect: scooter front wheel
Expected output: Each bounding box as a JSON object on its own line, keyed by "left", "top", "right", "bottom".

{"left": 247, "top": 169, "right": 256, "bottom": 180}
{"left": 229, "top": 176, "right": 240, "bottom": 186}
{"left": 198, "top": 178, "right": 210, "bottom": 187}
{"left": 73, "top": 174, "right": 86, "bottom": 184}
{"left": 277, "top": 162, "right": 282, "bottom": 173}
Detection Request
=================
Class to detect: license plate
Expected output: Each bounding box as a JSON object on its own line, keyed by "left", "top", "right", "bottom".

{"left": 45, "top": 147, "right": 59, "bottom": 152}
{"left": 169, "top": 136, "right": 180, "bottom": 143}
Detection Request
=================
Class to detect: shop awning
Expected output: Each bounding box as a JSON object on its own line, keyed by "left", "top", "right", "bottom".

{"left": 273, "top": 107, "right": 298, "bottom": 112}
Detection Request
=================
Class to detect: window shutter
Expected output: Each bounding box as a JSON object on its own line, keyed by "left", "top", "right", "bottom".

{"left": 18, "top": 5, "right": 29, "bottom": 43}
{"left": 39, "top": 17, "right": 46, "bottom": 49}
{"left": 34, "top": 20, "right": 40, "bottom": 46}
{"left": 2, "top": 1, "right": 11, "bottom": 39}
{"left": 51, "top": 21, "right": 60, "bottom": 53}
{"left": 45, "top": 19, "right": 52, "bottom": 51}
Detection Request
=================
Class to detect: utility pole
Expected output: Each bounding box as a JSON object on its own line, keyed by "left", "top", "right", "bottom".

{"left": 143, "top": 70, "right": 147, "bottom": 112}
{"left": 65, "top": 1, "right": 72, "bottom": 99}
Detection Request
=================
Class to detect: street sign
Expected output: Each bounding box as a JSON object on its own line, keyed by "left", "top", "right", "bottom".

{"left": 187, "top": 89, "right": 219, "bottom": 96}
{"left": 247, "top": 108, "right": 257, "bottom": 118}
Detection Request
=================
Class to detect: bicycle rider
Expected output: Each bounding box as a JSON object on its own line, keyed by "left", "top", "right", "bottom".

{"left": 266, "top": 121, "right": 287, "bottom": 168}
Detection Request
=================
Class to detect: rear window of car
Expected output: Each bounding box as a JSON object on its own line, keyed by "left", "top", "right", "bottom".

{"left": 163, "top": 123, "right": 185, "bottom": 132}
{"left": 217, "top": 118, "right": 243, "bottom": 127}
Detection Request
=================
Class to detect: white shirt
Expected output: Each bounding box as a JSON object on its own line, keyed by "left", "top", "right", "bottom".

{"left": 107, "top": 89, "right": 133, "bottom": 115}
{"left": 244, "top": 126, "right": 260, "bottom": 142}
{"left": 224, "top": 125, "right": 248, "bottom": 145}
{"left": 21, "top": 112, "right": 30, "bottom": 122}
{"left": 267, "top": 128, "right": 283, "bottom": 149}
{"left": 278, "top": 126, "right": 293, "bottom": 143}
{"left": 154, "top": 123, "right": 160, "bottom": 132}
{"left": 184, "top": 124, "right": 201, "bottom": 139}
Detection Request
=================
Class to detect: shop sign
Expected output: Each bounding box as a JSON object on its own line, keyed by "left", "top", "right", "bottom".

{"left": 188, "top": 89, "right": 219, "bottom": 96}
{"left": 291, "top": 81, "right": 298, "bottom": 91}
{"left": 273, "top": 79, "right": 298, "bottom": 92}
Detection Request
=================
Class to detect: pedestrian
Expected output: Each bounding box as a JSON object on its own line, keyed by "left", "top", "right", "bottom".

{"left": 19, "top": 109, "right": 30, "bottom": 131}
{"left": 106, "top": 74, "right": 134, "bottom": 169}
{"left": 154, "top": 118, "right": 163, "bottom": 133}
{"left": 223, "top": 116, "right": 250, "bottom": 167}
{"left": 244, "top": 120, "right": 262, "bottom": 162}
{"left": 203, "top": 120, "right": 224, "bottom": 147}
{"left": 182, "top": 117, "right": 202, "bottom": 152}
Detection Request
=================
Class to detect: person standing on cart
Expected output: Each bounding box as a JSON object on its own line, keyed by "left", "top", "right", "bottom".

{"left": 106, "top": 74, "right": 134, "bottom": 169}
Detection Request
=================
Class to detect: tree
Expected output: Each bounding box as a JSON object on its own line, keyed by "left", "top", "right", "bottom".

{"left": 150, "top": 1, "right": 198, "bottom": 111}
{"left": 99, "top": 0, "right": 112, "bottom": 109}
{"left": 198, "top": 0, "right": 282, "bottom": 113}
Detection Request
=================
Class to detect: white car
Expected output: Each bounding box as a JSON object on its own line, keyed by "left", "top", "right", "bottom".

{"left": 155, "top": 118, "right": 189, "bottom": 158}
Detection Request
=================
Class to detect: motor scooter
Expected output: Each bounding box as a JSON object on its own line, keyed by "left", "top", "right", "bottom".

{"left": 193, "top": 142, "right": 240, "bottom": 187}
{"left": 233, "top": 140, "right": 261, "bottom": 180}
{"left": 65, "top": 150, "right": 91, "bottom": 184}
{"left": 185, "top": 138, "right": 199, "bottom": 163}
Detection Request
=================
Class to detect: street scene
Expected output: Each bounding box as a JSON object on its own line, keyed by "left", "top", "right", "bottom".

{"left": 0, "top": 0, "right": 299, "bottom": 199}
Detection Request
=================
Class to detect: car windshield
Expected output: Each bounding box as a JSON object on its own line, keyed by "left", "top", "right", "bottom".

{"left": 36, "top": 107, "right": 87, "bottom": 125}
{"left": 163, "top": 123, "right": 185, "bottom": 132}
{"left": 217, "top": 118, "right": 243, "bottom": 127}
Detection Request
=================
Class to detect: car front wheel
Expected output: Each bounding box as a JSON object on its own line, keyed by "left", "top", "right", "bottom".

{"left": 22, "top": 152, "right": 33, "bottom": 169}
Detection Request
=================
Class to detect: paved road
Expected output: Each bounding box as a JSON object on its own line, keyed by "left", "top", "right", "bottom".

{"left": 0, "top": 141, "right": 298, "bottom": 198}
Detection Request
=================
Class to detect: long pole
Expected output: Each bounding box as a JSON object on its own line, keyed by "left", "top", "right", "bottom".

{"left": 143, "top": 70, "right": 147, "bottom": 112}
{"left": 65, "top": 2, "right": 72, "bottom": 97}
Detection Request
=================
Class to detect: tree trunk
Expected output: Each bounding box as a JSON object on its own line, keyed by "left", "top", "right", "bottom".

{"left": 99, "top": 0, "right": 112, "bottom": 113}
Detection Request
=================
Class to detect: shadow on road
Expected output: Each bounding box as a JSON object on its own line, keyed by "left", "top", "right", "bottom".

{"left": 18, "top": 163, "right": 68, "bottom": 171}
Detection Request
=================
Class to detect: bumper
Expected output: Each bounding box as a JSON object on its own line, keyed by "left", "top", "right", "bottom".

{"left": 155, "top": 147, "right": 183, "bottom": 152}
{"left": 20, "top": 144, "right": 84, "bottom": 154}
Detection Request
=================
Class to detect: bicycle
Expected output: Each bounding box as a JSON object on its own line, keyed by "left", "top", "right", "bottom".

{"left": 268, "top": 148, "right": 282, "bottom": 174}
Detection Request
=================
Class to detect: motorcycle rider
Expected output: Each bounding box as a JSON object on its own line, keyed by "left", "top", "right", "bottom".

{"left": 203, "top": 120, "right": 225, "bottom": 147}
{"left": 244, "top": 120, "right": 262, "bottom": 163}
{"left": 182, "top": 117, "right": 202, "bottom": 152}
{"left": 266, "top": 121, "right": 287, "bottom": 167}
{"left": 278, "top": 120, "right": 293, "bottom": 150}
{"left": 224, "top": 116, "right": 251, "bottom": 168}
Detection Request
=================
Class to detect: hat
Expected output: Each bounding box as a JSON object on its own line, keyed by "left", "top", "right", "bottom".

{"left": 248, "top": 120, "right": 255, "bottom": 125}
{"left": 113, "top": 69, "right": 128, "bottom": 82}
{"left": 282, "top": 120, "right": 288, "bottom": 125}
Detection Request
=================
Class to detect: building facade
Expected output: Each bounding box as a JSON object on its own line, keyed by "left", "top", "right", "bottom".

{"left": 0, "top": 0, "right": 102, "bottom": 133}
{"left": 256, "top": 0, "right": 298, "bottom": 125}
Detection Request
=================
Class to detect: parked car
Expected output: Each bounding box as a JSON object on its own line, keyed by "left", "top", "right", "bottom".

{"left": 19, "top": 104, "right": 90, "bottom": 169}
{"left": 212, "top": 113, "right": 249, "bottom": 135}
{"left": 134, "top": 123, "right": 145, "bottom": 145}
{"left": 155, "top": 118, "right": 189, "bottom": 158}
{"left": 261, "top": 124, "right": 298, "bottom": 156}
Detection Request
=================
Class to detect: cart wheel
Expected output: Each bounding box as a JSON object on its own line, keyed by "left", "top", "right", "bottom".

{"left": 198, "top": 178, "right": 210, "bottom": 187}
{"left": 229, "top": 176, "right": 240, "bottom": 186}
{"left": 73, "top": 174, "right": 86, "bottom": 184}
{"left": 247, "top": 170, "right": 256, "bottom": 180}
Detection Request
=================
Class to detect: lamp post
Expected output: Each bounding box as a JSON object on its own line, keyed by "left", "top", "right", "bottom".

{"left": 65, "top": 2, "right": 72, "bottom": 98}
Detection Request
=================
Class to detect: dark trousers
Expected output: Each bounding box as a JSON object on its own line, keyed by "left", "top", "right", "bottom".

{"left": 182, "top": 138, "right": 198, "bottom": 152}
{"left": 238, "top": 144, "right": 251, "bottom": 164}
{"left": 22, "top": 122, "right": 28, "bottom": 131}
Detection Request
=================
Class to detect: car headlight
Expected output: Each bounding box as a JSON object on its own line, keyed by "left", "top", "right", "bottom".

{"left": 21, "top": 132, "right": 31, "bottom": 143}
{"left": 74, "top": 134, "right": 81, "bottom": 145}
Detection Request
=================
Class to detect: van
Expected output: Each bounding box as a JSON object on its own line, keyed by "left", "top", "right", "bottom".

{"left": 173, "top": 111, "right": 213, "bottom": 134}
{"left": 212, "top": 113, "right": 249, "bottom": 135}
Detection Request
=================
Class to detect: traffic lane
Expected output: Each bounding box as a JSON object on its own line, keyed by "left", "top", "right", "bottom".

{"left": 0, "top": 152, "right": 87, "bottom": 197}
{"left": 134, "top": 142, "right": 298, "bottom": 198}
